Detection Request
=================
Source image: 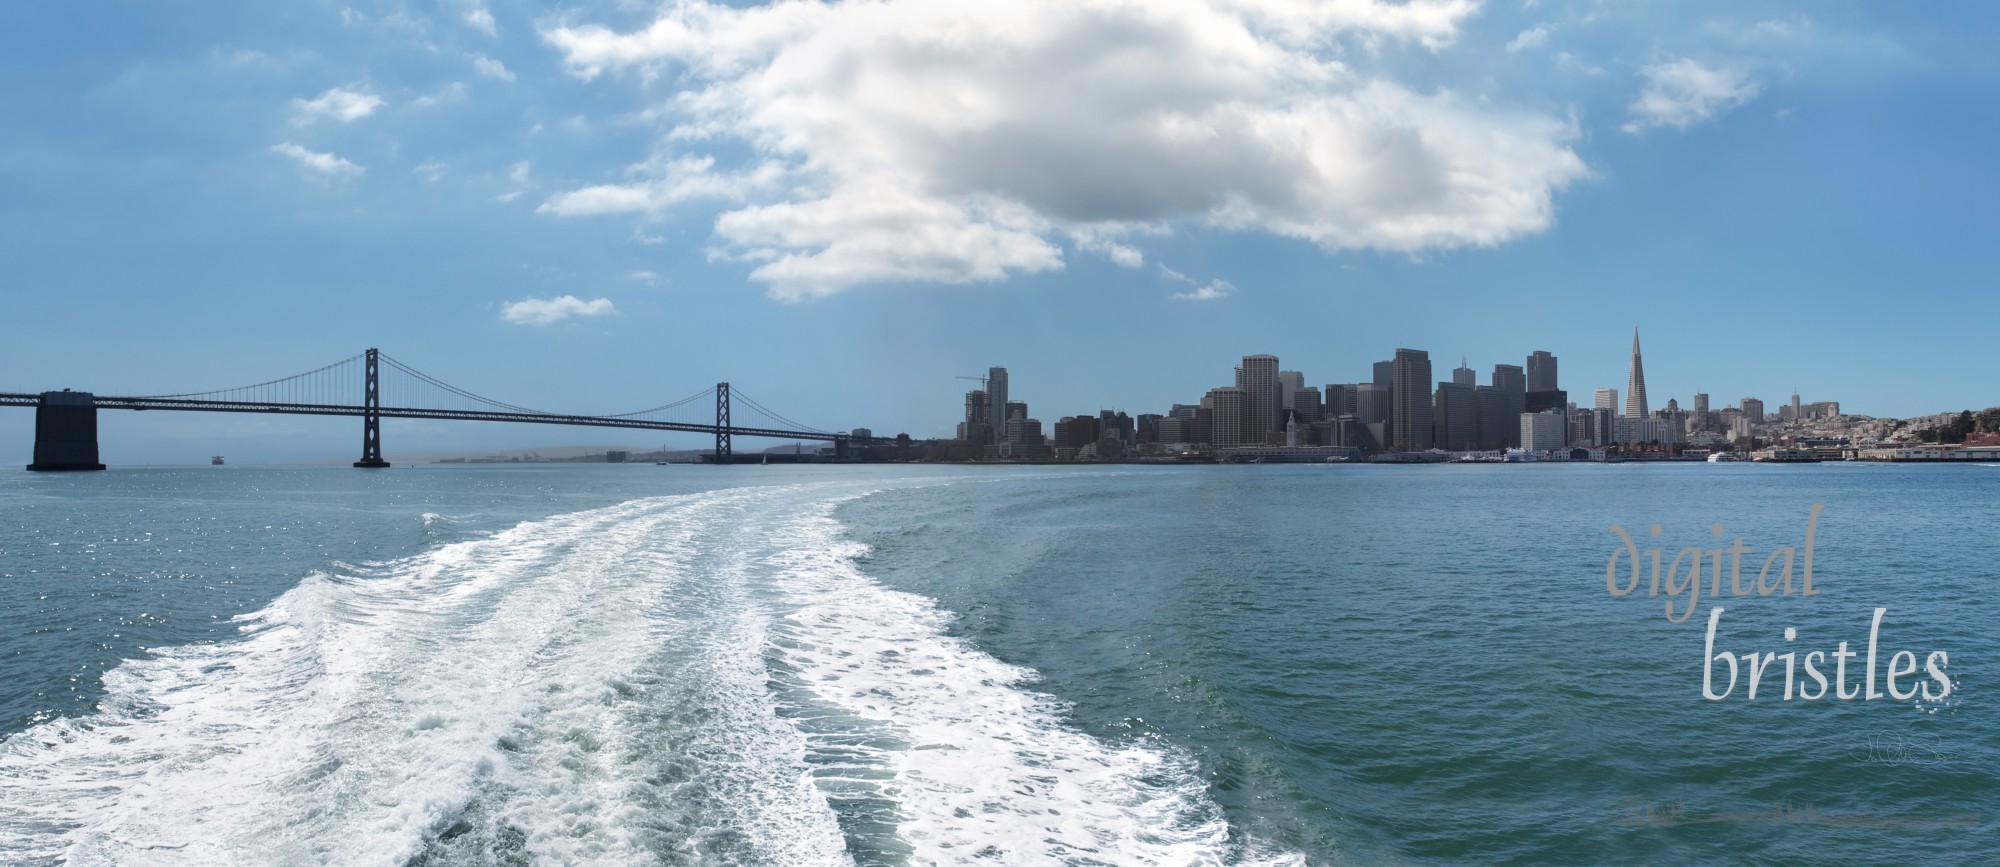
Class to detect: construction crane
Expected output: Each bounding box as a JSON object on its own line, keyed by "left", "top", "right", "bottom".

{"left": 955, "top": 374, "right": 988, "bottom": 390}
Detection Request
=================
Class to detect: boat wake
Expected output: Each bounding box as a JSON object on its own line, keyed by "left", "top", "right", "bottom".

{"left": 0, "top": 482, "right": 1299, "bottom": 866}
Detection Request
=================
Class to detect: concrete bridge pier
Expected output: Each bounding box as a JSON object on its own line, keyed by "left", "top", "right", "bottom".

{"left": 26, "top": 390, "right": 106, "bottom": 471}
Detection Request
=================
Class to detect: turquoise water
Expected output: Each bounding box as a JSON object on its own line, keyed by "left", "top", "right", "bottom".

{"left": 1, "top": 464, "right": 1995, "bottom": 864}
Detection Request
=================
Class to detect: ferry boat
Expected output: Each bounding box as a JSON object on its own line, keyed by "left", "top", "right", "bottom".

{"left": 1501, "top": 448, "right": 1538, "bottom": 463}
{"left": 1706, "top": 452, "right": 1745, "bottom": 463}
{"left": 211, "top": 455, "right": 225, "bottom": 465}
{"left": 1752, "top": 447, "right": 1823, "bottom": 463}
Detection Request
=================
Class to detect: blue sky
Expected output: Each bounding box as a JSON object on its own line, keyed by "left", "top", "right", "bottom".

{"left": 3, "top": 1, "right": 1996, "bottom": 463}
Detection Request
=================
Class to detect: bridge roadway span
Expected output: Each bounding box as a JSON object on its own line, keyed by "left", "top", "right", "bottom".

{"left": 1, "top": 393, "right": 845, "bottom": 442}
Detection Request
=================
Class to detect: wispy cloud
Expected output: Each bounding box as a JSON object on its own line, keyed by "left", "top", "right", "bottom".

{"left": 465, "top": 7, "right": 496, "bottom": 37}
{"left": 1623, "top": 58, "right": 1761, "bottom": 133}
{"left": 472, "top": 55, "right": 514, "bottom": 82}
{"left": 1171, "top": 280, "right": 1233, "bottom": 302}
{"left": 1507, "top": 26, "right": 1549, "bottom": 52}
{"left": 1160, "top": 264, "right": 1233, "bottom": 301}
{"left": 270, "top": 142, "right": 363, "bottom": 179}
{"left": 292, "top": 86, "right": 383, "bottom": 124}
{"left": 499, "top": 295, "right": 615, "bottom": 325}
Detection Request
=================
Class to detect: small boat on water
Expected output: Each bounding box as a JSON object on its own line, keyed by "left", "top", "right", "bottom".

{"left": 211, "top": 455, "right": 225, "bottom": 465}
{"left": 1502, "top": 448, "right": 1538, "bottom": 463}
{"left": 1707, "top": 452, "right": 1745, "bottom": 463}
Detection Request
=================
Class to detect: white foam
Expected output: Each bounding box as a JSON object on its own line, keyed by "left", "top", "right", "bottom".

{"left": 0, "top": 478, "right": 1304, "bottom": 865}
{"left": 0, "top": 488, "right": 849, "bottom": 866}
{"left": 759, "top": 500, "right": 1304, "bottom": 866}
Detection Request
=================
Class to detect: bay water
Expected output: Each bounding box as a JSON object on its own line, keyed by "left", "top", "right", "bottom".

{"left": 1, "top": 463, "right": 1994, "bottom": 864}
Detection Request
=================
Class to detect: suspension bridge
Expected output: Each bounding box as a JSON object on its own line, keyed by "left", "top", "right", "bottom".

{"left": 3, "top": 349, "right": 875, "bottom": 470}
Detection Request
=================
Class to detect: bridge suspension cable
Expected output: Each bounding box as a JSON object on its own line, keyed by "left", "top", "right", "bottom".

{"left": 731, "top": 387, "right": 834, "bottom": 435}
{"left": 136, "top": 353, "right": 366, "bottom": 406}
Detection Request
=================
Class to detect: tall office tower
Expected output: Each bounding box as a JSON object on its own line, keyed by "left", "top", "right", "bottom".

{"left": 1279, "top": 371, "right": 1305, "bottom": 411}
{"left": 1791, "top": 392, "right": 1802, "bottom": 423}
{"left": 986, "top": 368, "right": 1008, "bottom": 430}
{"left": 1433, "top": 381, "right": 1479, "bottom": 451}
{"left": 1694, "top": 393, "right": 1709, "bottom": 420}
{"left": 1323, "top": 384, "right": 1356, "bottom": 419}
{"left": 1099, "top": 410, "right": 1135, "bottom": 444}
{"left": 1207, "top": 387, "right": 1246, "bottom": 447}
{"left": 1741, "top": 397, "right": 1765, "bottom": 424}
{"left": 1625, "top": 329, "right": 1649, "bottom": 417}
{"left": 1236, "top": 355, "right": 1280, "bottom": 446}
{"left": 1453, "top": 358, "right": 1476, "bottom": 388}
{"left": 1373, "top": 360, "right": 1394, "bottom": 389}
{"left": 1354, "top": 384, "right": 1390, "bottom": 425}
{"left": 1294, "top": 387, "right": 1322, "bottom": 424}
{"left": 1527, "top": 350, "right": 1559, "bottom": 392}
{"left": 1492, "top": 364, "right": 1526, "bottom": 447}
{"left": 1595, "top": 388, "right": 1619, "bottom": 412}
{"left": 1390, "top": 348, "right": 1434, "bottom": 451}
{"left": 1475, "top": 385, "right": 1509, "bottom": 450}
{"left": 1004, "top": 400, "right": 1027, "bottom": 427}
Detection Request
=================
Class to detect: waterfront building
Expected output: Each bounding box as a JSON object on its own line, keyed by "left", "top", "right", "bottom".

{"left": 1522, "top": 410, "right": 1569, "bottom": 451}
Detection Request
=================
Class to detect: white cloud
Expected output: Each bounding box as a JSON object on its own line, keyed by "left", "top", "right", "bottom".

{"left": 625, "top": 270, "right": 660, "bottom": 284}
{"left": 1159, "top": 264, "right": 1232, "bottom": 300}
{"left": 292, "top": 87, "right": 383, "bottom": 124}
{"left": 473, "top": 55, "right": 514, "bottom": 82}
{"left": 541, "top": 0, "right": 1586, "bottom": 300}
{"left": 508, "top": 161, "right": 531, "bottom": 184}
{"left": 499, "top": 295, "right": 616, "bottom": 325}
{"left": 414, "top": 160, "right": 446, "bottom": 183}
{"left": 1623, "top": 58, "right": 1761, "bottom": 133}
{"left": 1507, "top": 26, "right": 1548, "bottom": 52}
{"left": 1172, "top": 280, "right": 1234, "bottom": 301}
{"left": 465, "top": 7, "right": 496, "bottom": 37}
{"left": 270, "top": 142, "right": 364, "bottom": 179}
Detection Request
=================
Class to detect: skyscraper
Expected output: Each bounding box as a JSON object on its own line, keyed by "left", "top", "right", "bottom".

{"left": 1492, "top": 364, "right": 1526, "bottom": 447}
{"left": 1236, "top": 355, "right": 1280, "bottom": 446}
{"left": 986, "top": 367, "right": 1008, "bottom": 431}
{"left": 1452, "top": 358, "right": 1476, "bottom": 388}
{"left": 1742, "top": 397, "right": 1765, "bottom": 424}
{"left": 1278, "top": 370, "right": 1304, "bottom": 412}
{"left": 1390, "top": 348, "right": 1433, "bottom": 452}
{"left": 1625, "top": 329, "right": 1649, "bottom": 418}
{"left": 1595, "top": 388, "right": 1619, "bottom": 412}
{"left": 1527, "top": 350, "right": 1559, "bottom": 392}
{"left": 1433, "top": 381, "right": 1479, "bottom": 451}
{"left": 1208, "top": 387, "right": 1246, "bottom": 447}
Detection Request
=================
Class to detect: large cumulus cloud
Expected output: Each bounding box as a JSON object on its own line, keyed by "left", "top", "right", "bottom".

{"left": 541, "top": 0, "right": 1588, "bottom": 299}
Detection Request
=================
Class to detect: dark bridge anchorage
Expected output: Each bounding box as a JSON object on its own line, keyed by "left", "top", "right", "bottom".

{"left": 4, "top": 348, "right": 867, "bottom": 470}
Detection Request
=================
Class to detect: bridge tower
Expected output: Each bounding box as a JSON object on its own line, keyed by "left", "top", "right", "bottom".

{"left": 25, "top": 390, "right": 106, "bottom": 471}
{"left": 714, "top": 382, "right": 731, "bottom": 465}
{"left": 354, "top": 348, "right": 391, "bottom": 468}
{"left": 834, "top": 434, "right": 850, "bottom": 462}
